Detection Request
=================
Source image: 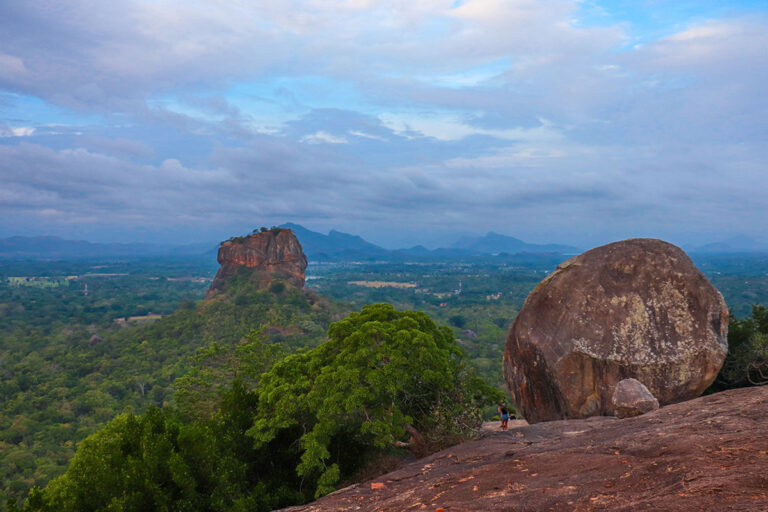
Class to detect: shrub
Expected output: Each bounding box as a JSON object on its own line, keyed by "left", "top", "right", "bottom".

{"left": 249, "top": 303, "right": 501, "bottom": 498}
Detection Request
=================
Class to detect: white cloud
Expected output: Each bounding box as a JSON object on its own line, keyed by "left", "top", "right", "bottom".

{"left": 0, "top": 126, "right": 36, "bottom": 137}
{"left": 0, "top": 2, "right": 766, "bottom": 246}
{"left": 349, "top": 130, "right": 387, "bottom": 141}
{"left": 300, "top": 130, "right": 349, "bottom": 144}
{"left": 0, "top": 0, "right": 626, "bottom": 110}
{"left": 379, "top": 113, "right": 564, "bottom": 142}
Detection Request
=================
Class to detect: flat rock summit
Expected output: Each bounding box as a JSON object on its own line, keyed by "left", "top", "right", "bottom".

{"left": 504, "top": 238, "right": 728, "bottom": 423}
{"left": 283, "top": 386, "right": 768, "bottom": 511}
{"left": 206, "top": 228, "right": 307, "bottom": 298}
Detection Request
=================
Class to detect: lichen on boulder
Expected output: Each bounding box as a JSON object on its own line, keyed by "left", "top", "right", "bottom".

{"left": 504, "top": 238, "right": 728, "bottom": 423}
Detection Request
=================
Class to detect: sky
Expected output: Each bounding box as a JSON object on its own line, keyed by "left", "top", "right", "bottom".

{"left": 0, "top": 0, "right": 766, "bottom": 249}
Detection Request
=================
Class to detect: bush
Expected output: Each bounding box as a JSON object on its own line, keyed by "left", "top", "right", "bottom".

{"left": 249, "top": 303, "right": 501, "bottom": 498}
{"left": 712, "top": 305, "right": 768, "bottom": 390}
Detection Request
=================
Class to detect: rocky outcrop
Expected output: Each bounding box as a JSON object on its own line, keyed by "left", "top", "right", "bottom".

{"left": 206, "top": 229, "right": 307, "bottom": 298}
{"left": 611, "top": 378, "right": 659, "bottom": 418}
{"left": 281, "top": 386, "right": 768, "bottom": 511}
{"left": 504, "top": 238, "right": 728, "bottom": 423}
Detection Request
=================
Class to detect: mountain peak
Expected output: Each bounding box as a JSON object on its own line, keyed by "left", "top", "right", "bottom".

{"left": 451, "top": 232, "right": 577, "bottom": 255}
{"left": 278, "top": 223, "right": 388, "bottom": 261}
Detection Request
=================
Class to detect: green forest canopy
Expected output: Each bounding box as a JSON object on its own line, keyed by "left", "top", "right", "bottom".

{"left": 15, "top": 304, "right": 500, "bottom": 511}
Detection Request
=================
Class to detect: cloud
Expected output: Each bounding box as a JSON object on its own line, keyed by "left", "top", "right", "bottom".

{"left": 0, "top": 2, "right": 766, "bottom": 247}
{"left": 0, "top": 52, "right": 28, "bottom": 80}
{"left": 79, "top": 136, "right": 156, "bottom": 160}
{"left": 300, "top": 131, "right": 349, "bottom": 144}
{"left": 349, "top": 130, "right": 387, "bottom": 141}
{"left": 0, "top": 126, "right": 36, "bottom": 137}
{"left": 0, "top": 1, "right": 624, "bottom": 110}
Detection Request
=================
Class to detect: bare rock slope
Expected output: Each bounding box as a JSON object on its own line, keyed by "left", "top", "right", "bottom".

{"left": 206, "top": 229, "right": 307, "bottom": 298}
{"left": 283, "top": 386, "right": 768, "bottom": 511}
{"left": 504, "top": 238, "right": 728, "bottom": 423}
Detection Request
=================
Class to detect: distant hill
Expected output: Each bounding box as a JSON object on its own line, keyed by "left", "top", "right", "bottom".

{"left": 0, "top": 236, "right": 165, "bottom": 259}
{"left": 0, "top": 228, "right": 580, "bottom": 262}
{"left": 0, "top": 236, "right": 217, "bottom": 260}
{"left": 281, "top": 224, "right": 578, "bottom": 261}
{"left": 690, "top": 235, "right": 768, "bottom": 253}
{"left": 280, "top": 223, "right": 390, "bottom": 261}
{"left": 450, "top": 231, "right": 580, "bottom": 255}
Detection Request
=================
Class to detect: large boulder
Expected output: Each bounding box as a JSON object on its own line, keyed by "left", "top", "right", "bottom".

{"left": 503, "top": 238, "right": 728, "bottom": 423}
{"left": 206, "top": 228, "right": 307, "bottom": 298}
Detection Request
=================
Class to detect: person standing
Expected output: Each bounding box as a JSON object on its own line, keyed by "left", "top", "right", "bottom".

{"left": 498, "top": 404, "right": 509, "bottom": 431}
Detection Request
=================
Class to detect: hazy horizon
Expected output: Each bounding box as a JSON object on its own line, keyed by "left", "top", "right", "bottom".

{"left": 2, "top": 222, "right": 766, "bottom": 253}
{"left": 1, "top": 1, "right": 766, "bottom": 250}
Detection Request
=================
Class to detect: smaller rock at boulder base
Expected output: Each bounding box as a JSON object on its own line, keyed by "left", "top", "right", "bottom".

{"left": 612, "top": 378, "right": 659, "bottom": 418}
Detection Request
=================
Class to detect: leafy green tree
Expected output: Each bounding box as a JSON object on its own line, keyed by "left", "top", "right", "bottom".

{"left": 712, "top": 305, "right": 768, "bottom": 390}
{"left": 174, "top": 330, "right": 283, "bottom": 421}
{"left": 17, "top": 393, "right": 293, "bottom": 512}
{"left": 249, "top": 303, "right": 501, "bottom": 498}
{"left": 20, "top": 407, "right": 215, "bottom": 512}
{"left": 448, "top": 314, "right": 466, "bottom": 328}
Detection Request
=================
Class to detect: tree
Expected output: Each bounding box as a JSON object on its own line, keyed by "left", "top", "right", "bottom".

{"left": 174, "top": 330, "right": 283, "bottom": 421}
{"left": 712, "top": 305, "right": 768, "bottom": 390}
{"left": 18, "top": 392, "right": 290, "bottom": 512}
{"left": 268, "top": 281, "right": 286, "bottom": 294}
{"left": 248, "top": 303, "right": 501, "bottom": 498}
{"left": 449, "top": 314, "right": 466, "bottom": 328}
{"left": 21, "top": 407, "right": 216, "bottom": 511}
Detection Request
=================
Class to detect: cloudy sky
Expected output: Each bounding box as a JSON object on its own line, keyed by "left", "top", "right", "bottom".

{"left": 1, "top": 0, "right": 766, "bottom": 249}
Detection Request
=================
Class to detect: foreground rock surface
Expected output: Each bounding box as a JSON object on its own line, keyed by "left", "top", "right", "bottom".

{"left": 282, "top": 386, "right": 768, "bottom": 511}
{"left": 504, "top": 238, "right": 728, "bottom": 423}
{"left": 612, "top": 378, "right": 659, "bottom": 419}
{"left": 207, "top": 229, "right": 307, "bottom": 297}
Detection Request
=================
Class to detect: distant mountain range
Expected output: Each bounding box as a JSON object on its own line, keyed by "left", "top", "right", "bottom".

{"left": 449, "top": 231, "right": 580, "bottom": 255}
{"left": 0, "top": 236, "right": 215, "bottom": 260}
{"left": 0, "top": 236, "right": 160, "bottom": 259}
{"left": 281, "top": 224, "right": 580, "bottom": 261}
{"left": 279, "top": 223, "right": 390, "bottom": 261}
{"left": 2, "top": 227, "right": 764, "bottom": 262}
{"left": 688, "top": 236, "right": 768, "bottom": 254}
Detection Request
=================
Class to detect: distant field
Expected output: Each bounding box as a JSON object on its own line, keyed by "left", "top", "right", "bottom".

{"left": 348, "top": 280, "right": 417, "bottom": 288}
{"left": 166, "top": 276, "right": 211, "bottom": 282}
{"left": 7, "top": 276, "right": 66, "bottom": 288}
{"left": 113, "top": 313, "right": 165, "bottom": 325}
